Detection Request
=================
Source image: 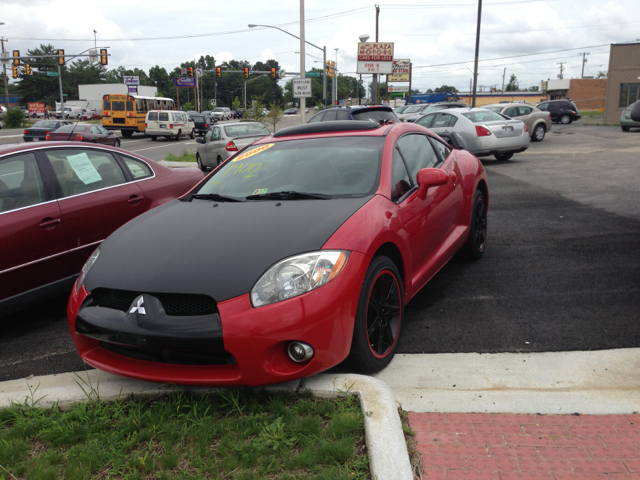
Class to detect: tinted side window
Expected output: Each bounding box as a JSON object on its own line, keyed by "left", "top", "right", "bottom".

{"left": 323, "top": 110, "right": 338, "bottom": 121}
{"left": 504, "top": 107, "right": 518, "bottom": 118}
{"left": 0, "top": 153, "right": 45, "bottom": 213}
{"left": 391, "top": 147, "right": 412, "bottom": 202}
{"left": 537, "top": 103, "right": 548, "bottom": 111}
{"left": 430, "top": 138, "right": 451, "bottom": 162}
{"left": 122, "top": 156, "right": 153, "bottom": 180}
{"left": 103, "top": 100, "right": 111, "bottom": 111}
{"left": 307, "top": 112, "right": 324, "bottom": 123}
{"left": 159, "top": 112, "right": 169, "bottom": 121}
{"left": 148, "top": 112, "right": 158, "bottom": 121}
{"left": 416, "top": 113, "right": 436, "bottom": 128}
{"left": 432, "top": 113, "right": 457, "bottom": 128}
{"left": 336, "top": 110, "right": 350, "bottom": 120}
{"left": 518, "top": 107, "right": 532, "bottom": 115}
{"left": 44, "top": 149, "right": 126, "bottom": 197}
{"left": 396, "top": 134, "right": 439, "bottom": 184}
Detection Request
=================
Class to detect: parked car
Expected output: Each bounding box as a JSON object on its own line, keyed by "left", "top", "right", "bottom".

{"left": 0, "top": 142, "right": 203, "bottom": 315}
{"left": 55, "top": 106, "right": 83, "bottom": 119}
{"left": 212, "top": 107, "right": 232, "bottom": 121}
{"left": 191, "top": 115, "right": 216, "bottom": 136}
{"left": 45, "top": 123, "right": 122, "bottom": 147}
{"left": 233, "top": 109, "right": 245, "bottom": 119}
{"left": 307, "top": 106, "right": 397, "bottom": 124}
{"left": 145, "top": 110, "right": 195, "bottom": 141}
{"left": 535, "top": 99, "right": 581, "bottom": 124}
{"left": 66, "top": 119, "right": 489, "bottom": 387}
{"left": 23, "top": 120, "right": 71, "bottom": 142}
{"left": 397, "top": 103, "right": 434, "bottom": 122}
{"left": 195, "top": 122, "right": 271, "bottom": 171}
{"left": 620, "top": 101, "right": 640, "bottom": 132}
{"left": 284, "top": 108, "right": 297, "bottom": 115}
{"left": 393, "top": 105, "right": 410, "bottom": 115}
{"left": 404, "top": 102, "right": 469, "bottom": 123}
{"left": 415, "top": 108, "right": 530, "bottom": 160}
{"left": 483, "top": 103, "right": 552, "bottom": 142}
{"left": 80, "top": 110, "right": 102, "bottom": 121}
{"left": 201, "top": 110, "right": 213, "bottom": 117}
{"left": 186, "top": 111, "right": 199, "bottom": 118}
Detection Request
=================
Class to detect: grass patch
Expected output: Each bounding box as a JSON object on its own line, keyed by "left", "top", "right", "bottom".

{"left": 164, "top": 150, "right": 197, "bottom": 163}
{"left": 0, "top": 390, "right": 370, "bottom": 479}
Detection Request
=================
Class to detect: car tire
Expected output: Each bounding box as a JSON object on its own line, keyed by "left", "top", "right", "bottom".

{"left": 217, "top": 156, "right": 224, "bottom": 166}
{"left": 151, "top": 136, "right": 157, "bottom": 141}
{"left": 494, "top": 152, "right": 514, "bottom": 161}
{"left": 559, "top": 114, "right": 572, "bottom": 124}
{"left": 175, "top": 130, "right": 182, "bottom": 141}
{"left": 347, "top": 255, "right": 404, "bottom": 374}
{"left": 532, "top": 124, "right": 546, "bottom": 142}
{"left": 121, "top": 130, "right": 133, "bottom": 138}
{"left": 190, "top": 130, "right": 195, "bottom": 139}
{"left": 196, "top": 154, "right": 207, "bottom": 172}
{"left": 462, "top": 189, "right": 487, "bottom": 261}
{"left": 621, "top": 126, "right": 630, "bottom": 132}
{"left": 113, "top": 138, "right": 121, "bottom": 148}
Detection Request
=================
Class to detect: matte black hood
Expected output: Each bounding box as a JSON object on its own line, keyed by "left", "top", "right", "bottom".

{"left": 84, "top": 197, "right": 371, "bottom": 302}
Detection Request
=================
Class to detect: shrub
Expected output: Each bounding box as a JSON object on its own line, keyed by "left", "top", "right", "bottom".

{"left": 4, "top": 107, "right": 25, "bottom": 128}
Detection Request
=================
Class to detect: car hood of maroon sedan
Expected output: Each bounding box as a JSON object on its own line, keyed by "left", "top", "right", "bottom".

{"left": 83, "top": 196, "right": 373, "bottom": 302}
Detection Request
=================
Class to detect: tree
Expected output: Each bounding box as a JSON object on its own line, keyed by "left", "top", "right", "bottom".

{"left": 506, "top": 74, "right": 518, "bottom": 91}
{"left": 265, "top": 103, "right": 284, "bottom": 132}
{"left": 434, "top": 85, "right": 458, "bottom": 93}
{"left": 232, "top": 96, "right": 241, "bottom": 110}
{"left": 528, "top": 86, "right": 539, "bottom": 92}
{"left": 244, "top": 99, "right": 266, "bottom": 122}
{"left": 426, "top": 88, "right": 434, "bottom": 93}
{"left": 14, "top": 44, "right": 68, "bottom": 107}
{"left": 597, "top": 71, "right": 607, "bottom": 79}
{"left": 4, "top": 107, "right": 25, "bottom": 128}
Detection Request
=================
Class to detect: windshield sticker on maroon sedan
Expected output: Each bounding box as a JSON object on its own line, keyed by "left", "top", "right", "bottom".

{"left": 66, "top": 152, "right": 102, "bottom": 185}
{"left": 231, "top": 143, "right": 274, "bottom": 162}
{"left": 223, "top": 162, "right": 263, "bottom": 178}
{"left": 252, "top": 188, "right": 268, "bottom": 195}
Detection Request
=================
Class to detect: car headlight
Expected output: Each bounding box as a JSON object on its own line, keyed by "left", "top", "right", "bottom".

{"left": 75, "top": 247, "right": 100, "bottom": 294}
{"left": 251, "top": 250, "right": 350, "bottom": 307}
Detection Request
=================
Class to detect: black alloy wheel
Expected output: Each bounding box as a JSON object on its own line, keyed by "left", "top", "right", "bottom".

{"left": 348, "top": 256, "right": 403, "bottom": 373}
{"left": 190, "top": 130, "right": 195, "bottom": 139}
{"left": 175, "top": 130, "right": 182, "bottom": 141}
{"left": 463, "top": 189, "right": 487, "bottom": 260}
{"left": 621, "top": 126, "right": 630, "bottom": 132}
{"left": 559, "top": 114, "right": 572, "bottom": 124}
{"left": 532, "top": 124, "right": 546, "bottom": 142}
{"left": 494, "top": 152, "right": 514, "bottom": 161}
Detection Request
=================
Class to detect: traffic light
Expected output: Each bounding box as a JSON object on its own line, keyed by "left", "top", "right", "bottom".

{"left": 270, "top": 68, "right": 276, "bottom": 79}
{"left": 216, "top": 67, "right": 221, "bottom": 78}
{"left": 188, "top": 67, "right": 194, "bottom": 78}
{"left": 243, "top": 68, "right": 249, "bottom": 79}
{"left": 58, "top": 49, "right": 65, "bottom": 65}
{"left": 25, "top": 64, "right": 31, "bottom": 75}
{"left": 13, "top": 50, "right": 19, "bottom": 66}
{"left": 100, "top": 49, "right": 108, "bottom": 65}
{"left": 11, "top": 64, "right": 17, "bottom": 79}
{"left": 326, "top": 61, "right": 334, "bottom": 78}
{"left": 335, "top": 100, "right": 338, "bottom": 106}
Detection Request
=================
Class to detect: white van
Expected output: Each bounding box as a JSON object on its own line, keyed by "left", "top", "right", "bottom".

{"left": 145, "top": 110, "right": 195, "bottom": 141}
{"left": 55, "top": 106, "right": 83, "bottom": 119}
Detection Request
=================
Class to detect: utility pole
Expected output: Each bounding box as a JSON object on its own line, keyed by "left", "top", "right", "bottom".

{"left": 299, "top": 0, "right": 306, "bottom": 124}
{"left": 471, "top": 0, "right": 482, "bottom": 107}
{"left": 579, "top": 52, "right": 589, "bottom": 79}
{"left": 407, "top": 62, "right": 412, "bottom": 104}
{"left": 372, "top": 5, "right": 380, "bottom": 105}
{"left": 557, "top": 62, "right": 565, "bottom": 80}
{"left": 501, "top": 67, "right": 506, "bottom": 93}
{"left": 1, "top": 37, "right": 9, "bottom": 111}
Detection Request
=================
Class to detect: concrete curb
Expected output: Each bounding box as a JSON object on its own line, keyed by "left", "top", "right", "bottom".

{"left": 0, "top": 371, "right": 411, "bottom": 480}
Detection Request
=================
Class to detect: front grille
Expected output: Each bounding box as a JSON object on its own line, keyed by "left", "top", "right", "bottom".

{"left": 91, "top": 288, "right": 217, "bottom": 316}
{"left": 102, "top": 342, "right": 235, "bottom": 366}
{"left": 113, "top": 118, "right": 125, "bottom": 124}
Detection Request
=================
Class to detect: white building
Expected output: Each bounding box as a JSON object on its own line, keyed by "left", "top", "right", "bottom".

{"left": 77, "top": 84, "right": 158, "bottom": 111}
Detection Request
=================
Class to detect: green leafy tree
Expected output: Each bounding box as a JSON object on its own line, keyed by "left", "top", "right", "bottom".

{"left": 232, "top": 96, "right": 241, "bottom": 110}
{"left": 434, "top": 85, "right": 458, "bottom": 93}
{"left": 506, "top": 74, "right": 518, "bottom": 91}
{"left": 265, "top": 103, "right": 284, "bottom": 132}
{"left": 182, "top": 101, "right": 194, "bottom": 112}
{"left": 244, "top": 99, "right": 266, "bottom": 122}
{"left": 4, "top": 107, "right": 25, "bottom": 128}
{"left": 14, "top": 44, "right": 67, "bottom": 107}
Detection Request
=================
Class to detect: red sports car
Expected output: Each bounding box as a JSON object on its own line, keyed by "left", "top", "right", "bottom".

{"left": 0, "top": 142, "right": 203, "bottom": 315}
{"left": 67, "top": 120, "right": 488, "bottom": 386}
{"left": 46, "top": 123, "right": 121, "bottom": 147}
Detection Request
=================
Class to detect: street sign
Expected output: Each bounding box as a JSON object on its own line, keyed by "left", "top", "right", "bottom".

{"left": 292, "top": 78, "right": 312, "bottom": 98}
{"left": 196, "top": 68, "right": 203, "bottom": 77}
{"left": 210, "top": 99, "right": 216, "bottom": 106}
{"left": 305, "top": 72, "right": 321, "bottom": 77}
{"left": 357, "top": 42, "right": 394, "bottom": 74}
{"left": 124, "top": 76, "right": 140, "bottom": 86}
{"left": 181, "top": 67, "right": 187, "bottom": 75}
{"left": 46, "top": 71, "right": 58, "bottom": 77}
{"left": 388, "top": 85, "right": 409, "bottom": 93}
{"left": 389, "top": 59, "right": 410, "bottom": 82}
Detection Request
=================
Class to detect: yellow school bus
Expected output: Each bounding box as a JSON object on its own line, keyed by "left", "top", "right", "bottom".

{"left": 102, "top": 94, "right": 175, "bottom": 137}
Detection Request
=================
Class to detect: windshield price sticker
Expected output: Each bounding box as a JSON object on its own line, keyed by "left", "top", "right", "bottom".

{"left": 231, "top": 143, "right": 274, "bottom": 162}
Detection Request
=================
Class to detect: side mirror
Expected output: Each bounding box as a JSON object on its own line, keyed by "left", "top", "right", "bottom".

{"left": 416, "top": 168, "right": 449, "bottom": 200}
{"left": 196, "top": 138, "right": 204, "bottom": 144}
{"left": 631, "top": 102, "right": 640, "bottom": 122}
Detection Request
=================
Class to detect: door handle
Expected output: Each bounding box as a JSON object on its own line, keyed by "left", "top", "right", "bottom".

{"left": 39, "top": 217, "right": 61, "bottom": 228}
{"left": 128, "top": 195, "right": 144, "bottom": 204}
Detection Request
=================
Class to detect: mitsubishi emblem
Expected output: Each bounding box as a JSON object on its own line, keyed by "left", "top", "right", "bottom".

{"left": 129, "top": 296, "right": 146, "bottom": 315}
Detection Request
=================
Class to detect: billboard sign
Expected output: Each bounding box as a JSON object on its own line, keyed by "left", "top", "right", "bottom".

{"left": 123, "top": 76, "right": 140, "bottom": 86}
{"left": 28, "top": 102, "right": 45, "bottom": 114}
{"left": 389, "top": 59, "right": 410, "bottom": 82}
{"left": 357, "top": 42, "right": 394, "bottom": 74}
{"left": 174, "top": 77, "right": 196, "bottom": 88}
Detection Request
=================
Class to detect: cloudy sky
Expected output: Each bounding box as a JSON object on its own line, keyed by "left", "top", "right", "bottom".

{"left": 2, "top": 0, "right": 638, "bottom": 92}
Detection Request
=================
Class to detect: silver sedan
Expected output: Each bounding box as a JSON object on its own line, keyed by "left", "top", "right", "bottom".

{"left": 416, "top": 108, "right": 530, "bottom": 161}
{"left": 195, "top": 122, "right": 272, "bottom": 171}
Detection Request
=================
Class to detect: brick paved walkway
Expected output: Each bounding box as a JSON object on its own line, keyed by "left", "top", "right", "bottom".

{"left": 408, "top": 413, "right": 640, "bottom": 480}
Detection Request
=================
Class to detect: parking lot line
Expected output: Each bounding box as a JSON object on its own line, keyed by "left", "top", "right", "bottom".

{"left": 132, "top": 142, "right": 195, "bottom": 152}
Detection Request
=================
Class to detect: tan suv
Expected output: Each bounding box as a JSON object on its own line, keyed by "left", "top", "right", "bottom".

{"left": 484, "top": 103, "right": 552, "bottom": 142}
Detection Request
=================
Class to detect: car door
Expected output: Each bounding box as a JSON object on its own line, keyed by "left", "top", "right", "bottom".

{"left": 427, "top": 112, "right": 458, "bottom": 138}
{"left": 208, "top": 127, "right": 223, "bottom": 160}
{"left": 546, "top": 102, "right": 559, "bottom": 121}
{"left": 392, "top": 133, "right": 459, "bottom": 289}
{"left": 415, "top": 113, "right": 437, "bottom": 129}
{"left": 90, "top": 126, "right": 109, "bottom": 145}
{"left": 0, "top": 151, "right": 70, "bottom": 302}
{"left": 41, "top": 147, "right": 148, "bottom": 274}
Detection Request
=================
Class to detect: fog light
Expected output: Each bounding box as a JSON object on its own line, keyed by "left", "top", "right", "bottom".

{"left": 287, "top": 342, "right": 314, "bottom": 363}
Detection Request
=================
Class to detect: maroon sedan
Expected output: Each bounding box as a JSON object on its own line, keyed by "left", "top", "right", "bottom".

{"left": 0, "top": 142, "right": 203, "bottom": 315}
{"left": 80, "top": 111, "right": 101, "bottom": 121}
{"left": 47, "top": 123, "right": 121, "bottom": 147}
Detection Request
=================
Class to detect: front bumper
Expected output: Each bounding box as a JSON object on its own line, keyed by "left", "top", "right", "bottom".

{"left": 67, "top": 251, "right": 369, "bottom": 386}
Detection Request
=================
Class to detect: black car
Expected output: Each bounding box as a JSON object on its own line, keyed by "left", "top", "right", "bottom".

{"left": 284, "top": 108, "right": 297, "bottom": 115}
{"left": 23, "top": 120, "right": 71, "bottom": 142}
{"left": 307, "top": 106, "right": 397, "bottom": 124}
{"left": 535, "top": 99, "right": 581, "bottom": 124}
{"left": 233, "top": 109, "right": 244, "bottom": 119}
{"left": 191, "top": 115, "right": 216, "bottom": 136}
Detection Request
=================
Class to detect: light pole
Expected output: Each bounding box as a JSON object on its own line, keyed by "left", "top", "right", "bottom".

{"left": 0, "top": 23, "right": 10, "bottom": 112}
{"left": 93, "top": 30, "right": 97, "bottom": 52}
{"left": 248, "top": 21, "right": 327, "bottom": 113}
{"left": 358, "top": 34, "right": 369, "bottom": 105}
{"left": 333, "top": 48, "right": 339, "bottom": 106}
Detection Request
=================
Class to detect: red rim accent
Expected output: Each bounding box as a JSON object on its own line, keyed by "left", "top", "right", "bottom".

{"left": 365, "top": 269, "right": 402, "bottom": 359}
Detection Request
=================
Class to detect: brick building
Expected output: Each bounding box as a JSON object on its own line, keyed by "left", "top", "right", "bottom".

{"left": 545, "top": 78, "right": 607, "bottom": 110}
{"left": 603, "top": 41, "right": 640, "bottom": 124}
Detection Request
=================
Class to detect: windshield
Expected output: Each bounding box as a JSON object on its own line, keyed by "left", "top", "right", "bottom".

{"left": 462, "top": 111, "right": 506, "bottom": 123}
{"left": 194, "top": 137, "right": 383, "bottom": 199}
{"left": 404, "top": 105, "right": 424, "bottom": 113}
{"left": 213, "top": 108, "right": 224, "bottom": 112}
{"left": 351, "top": 109, "right": 397, "bottom": 123}
{"left": 224, "top": 124, "right": 271, "bottom": 138}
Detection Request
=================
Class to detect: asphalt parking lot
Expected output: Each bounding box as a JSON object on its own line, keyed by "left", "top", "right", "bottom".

{"left": 1, "top": 123, "right": 638, "bottom": 381}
